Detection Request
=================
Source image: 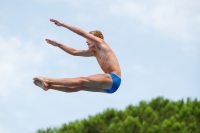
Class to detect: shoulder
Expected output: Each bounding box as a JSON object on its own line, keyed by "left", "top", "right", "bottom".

{"left": 95, "top": 40, "right": 111, "bottom": 51}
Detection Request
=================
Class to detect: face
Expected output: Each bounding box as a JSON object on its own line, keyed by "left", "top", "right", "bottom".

{"left": 86, "top": 39, "right": 94, "bottom": 49}
{"left": 86, "top": 34, "right": 95, "bottom": 49}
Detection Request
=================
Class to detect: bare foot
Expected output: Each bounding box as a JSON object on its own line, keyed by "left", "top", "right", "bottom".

{"left": 33, "top": 80, "right": 49, "bottom": 91}
{"left": 33, "top": 77, "right": 49, "bottom": 91}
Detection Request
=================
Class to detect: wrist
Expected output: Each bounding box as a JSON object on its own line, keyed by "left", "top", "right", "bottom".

{"left": 56, "top": 42, "right": 61, "bottom": 47}
{"left": 60, "top": 22, "right": 65, "bottom": 27}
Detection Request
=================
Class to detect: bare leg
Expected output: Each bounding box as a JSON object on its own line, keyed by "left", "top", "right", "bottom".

{"left": 49, "top": 85, "right": 80, "bottom": 92}
{"left": 33, "top": 73, "right": 113, "bottom": 92}
{"left": 48, "top": 85, "right": 106, "bottom": 93}
{"left": 34, "top": 80, "right": 80, "bottom": 92}
{"left": 34, "top": 80, "right": 49, "bottom": 91}
{"left": 34, "top": 80, "right": 107, "bottom": 93}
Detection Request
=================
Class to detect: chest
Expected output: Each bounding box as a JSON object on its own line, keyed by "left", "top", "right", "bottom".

{"left": 91, "top": 46, "right": 109, "bottom": 63}
{"left": 95, "top": 52, "right": 109, "bottom": 64}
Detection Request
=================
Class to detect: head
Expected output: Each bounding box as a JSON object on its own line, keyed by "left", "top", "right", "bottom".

{"left": 89, "top": 30, "right": 104, "bottom": 40}
{"left": 86, "top": 30, "right": 104, "bottom": 49}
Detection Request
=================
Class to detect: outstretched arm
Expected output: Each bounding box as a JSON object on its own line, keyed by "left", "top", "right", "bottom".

{"left": 50, "top": 19, "right": 103, "bottom": 44}
{"left": 45, "top": 39, "right": 94, "bottom": 57}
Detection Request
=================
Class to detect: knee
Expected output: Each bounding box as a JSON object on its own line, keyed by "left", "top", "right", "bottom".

{"left": 77, "top": 77, "right": 88, "bottom": 86}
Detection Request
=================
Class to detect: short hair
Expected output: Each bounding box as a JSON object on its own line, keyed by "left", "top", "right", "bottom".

{"left": 89, "top": 30, "right": 104, "bottom": 40}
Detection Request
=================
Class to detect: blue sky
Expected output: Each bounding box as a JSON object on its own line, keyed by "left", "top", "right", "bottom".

{"left": 0, "top": 0, "right": 199, "bottom": 132}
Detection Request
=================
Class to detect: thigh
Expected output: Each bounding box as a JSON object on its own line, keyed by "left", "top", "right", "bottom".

{"left": 49, "top": 85, "right": 107, "bottom": 93}
{"left": 82, "top": 73, "right": 113, "bottom": 90}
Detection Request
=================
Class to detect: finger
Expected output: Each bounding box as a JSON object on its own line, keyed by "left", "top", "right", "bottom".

{"left": 50, "top": 19, "right": 58, "bottom": 24}
{"left": 46, "top": 39, "right": 54, "bottom": 42}
{"left": 50, "top": 18, "right": 55, "bottom": 22}
{"left": 45, "top": 39, "right": 50, "bottom": 43}
{"left": 45, "top": 39, "right": 51, "bottom": 41}
{"left": 45, "top": 39, "right": 57, "bottom": 46}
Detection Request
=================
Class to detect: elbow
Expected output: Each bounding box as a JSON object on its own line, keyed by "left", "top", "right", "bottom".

{"left": 71, "top": 50, "right": 77, "bottom": 56}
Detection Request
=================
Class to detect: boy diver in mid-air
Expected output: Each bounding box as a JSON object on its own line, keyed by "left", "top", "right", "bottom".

{"left": 33, "top": 18, "right": 121, "bottom": 94}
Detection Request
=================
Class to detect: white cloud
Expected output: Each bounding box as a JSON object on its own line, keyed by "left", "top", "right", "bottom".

{"left": 0, "top": 35, "right": 45, "bottom": 98}
{"left": 110, "top": 0, "right": 200, "bottom": 41}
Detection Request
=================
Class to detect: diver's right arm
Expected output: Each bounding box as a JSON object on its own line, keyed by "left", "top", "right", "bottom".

{"left": 45, "top": 39, "right": 93, "bottom": 57}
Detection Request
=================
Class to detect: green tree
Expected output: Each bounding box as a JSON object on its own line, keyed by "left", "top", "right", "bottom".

{"left": 36, "top": 97, "right": 200, "bottom": 133}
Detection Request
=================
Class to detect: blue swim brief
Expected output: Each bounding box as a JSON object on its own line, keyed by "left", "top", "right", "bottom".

{"left": 106, "top": 72, "right": 121, "bottom": 94}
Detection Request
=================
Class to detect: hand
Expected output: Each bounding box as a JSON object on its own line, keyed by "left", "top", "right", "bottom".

{"left": 50, "top": 18, "right": 62, "bottom": 26}
{"left": 45, "top": 39, "right": 59, "bottom": 47}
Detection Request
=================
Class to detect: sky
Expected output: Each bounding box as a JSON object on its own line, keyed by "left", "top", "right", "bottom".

{"left": 0, "top": 0, "right": 199, "bottom": 132}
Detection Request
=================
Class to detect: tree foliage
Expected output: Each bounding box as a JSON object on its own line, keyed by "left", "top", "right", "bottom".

{"left": 36, "top": 97, "right": 200, "bottom": 133}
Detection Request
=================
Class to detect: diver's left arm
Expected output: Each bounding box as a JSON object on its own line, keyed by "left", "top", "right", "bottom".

{"left": 49, "top": 18, "right": 104, "bottom": 45}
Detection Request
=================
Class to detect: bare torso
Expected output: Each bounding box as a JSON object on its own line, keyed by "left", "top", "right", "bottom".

{"left": 90, "top": 42, "right": 121, "bottom": 77}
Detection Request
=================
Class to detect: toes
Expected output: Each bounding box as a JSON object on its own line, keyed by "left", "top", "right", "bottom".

{"left": 33, "top": 80, "right": 38, "bottom": 86}
{"left": 34, "top": 80, "right": 42, "bottom": 88}
{"left": 33, "top": 77, "right": 48, "bottom": 86}
{"left": 33, "top": 80, "right": 49, "bottom": 91}
{"left": 33, "top": 77, "right": 41, "bottom": 81}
